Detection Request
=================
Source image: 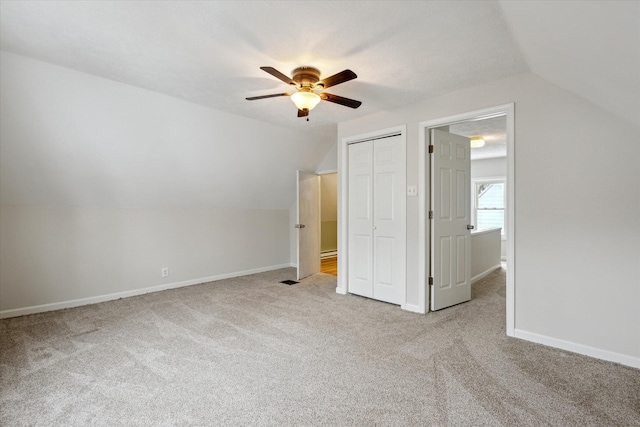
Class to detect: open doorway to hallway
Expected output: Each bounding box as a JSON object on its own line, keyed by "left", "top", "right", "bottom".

{"left": 426, "top": 116, "right": 507, "bottom": 310}
{"left": 438, "top": 114, "right": 508, "bottom": 270}
{"left": 419, "top": 103, "right": 514, "bottom": 332}
{"left": 319, "top": 173, "right": 338, "bottom": 276}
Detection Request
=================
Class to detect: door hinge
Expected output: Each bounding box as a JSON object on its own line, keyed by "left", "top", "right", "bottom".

{"left": 294, "top": 224, "right": 305, "bottom": 229}
{"left": 428, "top": 210, "right": 434, "bottom": 219}
{"left": 428, "top": 145, "right": 434, "bottom": 154}
{"left": 428, "top": 277, "right": 434, "bottom": 286}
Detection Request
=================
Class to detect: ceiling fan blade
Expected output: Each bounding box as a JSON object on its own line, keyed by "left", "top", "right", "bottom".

{"left": 318, "top": 69, "right": 357, "bottom": 89}
{"left": 246, "top": 92, "right": 291, "bottom": 101}
{"left": 320, "top": 93, "right": 362, "bottom": 109}
{"left": 260, "top": 66, "right": 296, "bottom": 86}
{"left": 297, "top": 109, "right": 309, "bottom": 118}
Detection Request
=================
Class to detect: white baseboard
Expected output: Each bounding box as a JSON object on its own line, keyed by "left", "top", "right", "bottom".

{"left": 335, "top": 287, "right": 347, "bottom": 295}
{"left": 0, "top": 263, "right": 292, "bottom": 319}
{"left": 402, "top": 303, "right": 425, "bottom": 314}
{"left": 514, "top": 329, "right": 640, "bottom": 369}
{"left": 471, "top": 263, "right": 501, "bottom": 284}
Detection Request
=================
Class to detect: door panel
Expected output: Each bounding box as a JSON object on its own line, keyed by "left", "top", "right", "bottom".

{"left": 375, "top": 236, "right": 394, "bottom": 286}
{"left": 431, "top": 129, "right": 471, "bottom": 310}
{"left": 456, "top": 170, "right": 466, "bottom": 218}
{"left": 354, "top": 175, "right": 371, "bottom": 220}
{"left": 348, "top": 141, "right": 374, "bottom": 297}
{"left": 440, "top": 168, "right": 451, "bottom": 219}
{"left": 372, "top": 136, "right": 405, "bottom": 304}
{"left": 354, "top": 235, "right": 371, "bottom": 281}
{"left": 297, "top": 170, "right": 320, "bottom": 280}
{"left": 439, "top": 236, "right": 451, "bottom": 289}
{"left": 456, "top": 235, "right": 466, "bottom": 284}
{"left": 374, "top": 173, "right": 394, "bottom": 220}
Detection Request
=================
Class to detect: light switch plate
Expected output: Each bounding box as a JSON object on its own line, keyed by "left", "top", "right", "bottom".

{"left": 407, "top": 185, "right": 418, "bottom": 197}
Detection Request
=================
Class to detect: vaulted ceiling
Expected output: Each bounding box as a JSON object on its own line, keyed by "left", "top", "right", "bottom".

{"left": 3, "top": 1, "right": 635, "bottom": 136}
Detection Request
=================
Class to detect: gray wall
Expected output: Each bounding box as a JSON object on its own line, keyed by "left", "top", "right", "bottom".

{"left": 337, "top": 72, "right": 640, "bottom": 364}
{"left": 0, "top": 205, "right": 289, "bottom": 312}
{"left": 0, "top": 52, "right": 332, "bottom": 314}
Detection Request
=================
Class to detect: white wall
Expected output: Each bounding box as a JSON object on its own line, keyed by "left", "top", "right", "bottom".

{"left": 471, "top": 157, "right": 507, "bottom": 178}
{"left": 337, "top": 72, "right": 640, "bottom": 366}
{"left": 315, "top": 141, "right": 338, "bottom": 173}
{"left": 471, "top": 228, "right": 501, "bottom": 282}
{"left": 0, "top": 52, "right": 332, "bottom": 314}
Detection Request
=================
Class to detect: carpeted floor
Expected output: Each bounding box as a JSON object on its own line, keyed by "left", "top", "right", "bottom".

{"left": 1, "top": 267, "right": 639, "bottom": 426}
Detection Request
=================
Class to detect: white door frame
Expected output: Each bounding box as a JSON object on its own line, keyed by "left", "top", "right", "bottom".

{"left": 419, "top": 104, "right": 515, "bottom": 336}
{"left": 337, "top": 125, "right": 407, "bottom": 309}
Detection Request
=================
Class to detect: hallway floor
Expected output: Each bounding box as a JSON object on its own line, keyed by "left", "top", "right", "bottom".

{"left": 320, "top": 255, "right": 337, "bottom": 276}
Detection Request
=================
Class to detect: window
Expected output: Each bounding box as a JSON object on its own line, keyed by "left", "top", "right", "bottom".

{"left": 472, "top": 177, "right": 505, "bottom": 237}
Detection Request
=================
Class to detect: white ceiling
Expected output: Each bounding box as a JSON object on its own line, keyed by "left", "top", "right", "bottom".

{"left": 448, "top": 116, "right": 507, "bottom": 160}
{"left": 0, "top": 1, "right": 637, "bottom": 137}
{"left": 0, "top": 1, "right": 529, "bottom": 139}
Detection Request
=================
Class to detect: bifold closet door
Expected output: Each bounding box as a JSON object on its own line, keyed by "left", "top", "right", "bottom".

{"left": 348, "top": 141, "right": 374, "bottom": 298}
{"left": 348, "top": 136, "right": 405, "bottom": 305}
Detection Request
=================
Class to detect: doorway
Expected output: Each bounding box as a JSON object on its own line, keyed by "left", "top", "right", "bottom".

{"left": 295, "top": 170, "right": 339, "bottom": 280}
{"left": 430, "top": 116, "right": 508, "bottom": 308}
{"left": 419, "top": 104, "right": 515, "bottom": 335}
{"left": 320, "top": 173, "right": 338, "bottom": 276}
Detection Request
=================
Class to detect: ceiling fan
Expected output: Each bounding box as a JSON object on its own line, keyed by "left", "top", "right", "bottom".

{"left": 246, "top": 66, "right": 362, "bottom": 120}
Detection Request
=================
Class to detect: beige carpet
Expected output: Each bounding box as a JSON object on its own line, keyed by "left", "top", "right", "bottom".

{"left": 1, "top": 267, "right": 638, "bottom": 426}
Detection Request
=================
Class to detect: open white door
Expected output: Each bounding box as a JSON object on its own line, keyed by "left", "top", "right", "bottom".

{"left": 297, "top": 170, "right": 320, "bottom": 280}
{"left": 430, "top": 129, "right": 471, "bottom": 310}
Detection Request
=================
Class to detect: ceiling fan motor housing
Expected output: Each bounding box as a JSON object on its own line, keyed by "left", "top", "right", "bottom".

{"left": 292, "top": 67, "right": 321, "bottom": 89}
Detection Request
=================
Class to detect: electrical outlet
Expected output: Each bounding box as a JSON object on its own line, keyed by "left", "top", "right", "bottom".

{"left": 161, "top": 267, "right": 169, "bottom": 278}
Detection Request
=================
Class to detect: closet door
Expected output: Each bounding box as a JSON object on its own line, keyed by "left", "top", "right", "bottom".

{"left": 372, "top": 135, "right": 405, "bottom": 304}
{"left": 348, "top": 141, "right": 374, "bottom": 298}
{"left": 348, "top": 135, "right": 405, "bottom": 305}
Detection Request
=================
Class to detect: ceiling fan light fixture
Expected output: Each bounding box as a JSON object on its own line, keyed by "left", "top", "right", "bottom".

{"left": 291, "top": 91, "right": 321, "bottom": 111}
{"left": 248, "top": 66, "right": 361, "bottom": 115}
{"left": 470, "top": 137, "right": 485, "bottom": 148}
